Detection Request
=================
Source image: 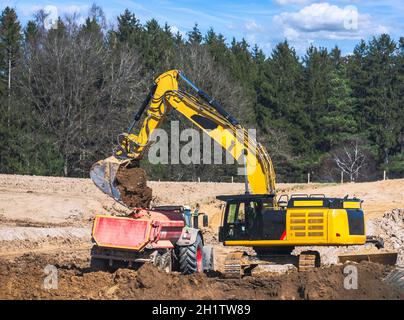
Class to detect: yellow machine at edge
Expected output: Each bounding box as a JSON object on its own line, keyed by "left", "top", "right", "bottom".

{"left": 91, "top": 70, "right": 394, "bottom": 277}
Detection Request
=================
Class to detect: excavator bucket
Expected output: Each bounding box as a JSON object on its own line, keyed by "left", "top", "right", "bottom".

{"left": 338, "top": 252, "right": 398, "bottom": 266}
{"left": 90, "top": 156, "right": 129, "bottom": 203}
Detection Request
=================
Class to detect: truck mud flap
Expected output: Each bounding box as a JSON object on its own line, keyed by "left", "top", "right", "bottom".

{"left": 202, "top": 246, "right": 214, "bottom": 271}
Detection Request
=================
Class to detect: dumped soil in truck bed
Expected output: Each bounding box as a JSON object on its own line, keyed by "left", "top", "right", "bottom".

{"left": 0, "top": 253, "right": 402, "bottom": 300}
{"left": 116, "top": 166, "right": 153, "bottom": 208}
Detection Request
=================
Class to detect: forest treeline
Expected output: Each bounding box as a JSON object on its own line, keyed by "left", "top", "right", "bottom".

{"left": 0, "top": 5, "right": 403, "bottom": 183}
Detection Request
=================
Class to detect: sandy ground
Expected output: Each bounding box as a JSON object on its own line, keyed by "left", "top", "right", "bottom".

{"left": 2, "top": 174, "right": 402, "bottom": 226}
{"left": 0, "top": 174, "right": 403, "bottom": 299}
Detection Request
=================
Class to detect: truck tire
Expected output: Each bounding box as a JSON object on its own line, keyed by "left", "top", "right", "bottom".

{"left": 178, "top": 233, "right": 203, "bottom": 274}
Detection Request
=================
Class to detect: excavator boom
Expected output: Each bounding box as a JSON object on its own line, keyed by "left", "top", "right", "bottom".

{"left": 90, "top": 70, "right": 276, "bottom": 205}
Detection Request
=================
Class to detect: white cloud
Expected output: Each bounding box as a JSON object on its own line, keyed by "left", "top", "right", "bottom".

{"left": 283, "top": 27, "right": 300, "bottom": 39}
{"left": 274, "top": 2, "right": 389, "bottom": 41}
{"left": 17, "top": 3, "right": 89, "bottom": 20}
{"left": 245, "top": 20, "right": 264, "bottom": 32}
{"left": 226, "top": 23, "right": 238, "bottom": 30}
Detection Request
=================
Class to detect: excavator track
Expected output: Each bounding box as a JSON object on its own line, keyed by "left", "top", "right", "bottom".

{"left": 224, "top": 250, "right": 321, "bottom": 276}
{"left": 298, "top": 251, "right": 319, "bottom": 272}
{"left": 224, "top": 251, "right": 245, "bottom": 278}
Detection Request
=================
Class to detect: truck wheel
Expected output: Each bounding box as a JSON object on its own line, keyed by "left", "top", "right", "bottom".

{"left": 160, "top": 252, "right": 173, "bottom": 273}
{"left": 179, "top": 234, "right": 203, "bottom": 274}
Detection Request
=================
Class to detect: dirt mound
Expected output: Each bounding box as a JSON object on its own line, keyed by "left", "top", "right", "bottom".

{"left": 368, "top": 209, "right": 404, "bottom": 266}
{"left": 116, "top": 166, "right": 152, "bottom": 208}
{"left": 272, "top": 261, "right": 402, "bottom": 299}
{"left": 0, "top": 253, "right": 402, "bottom": 300}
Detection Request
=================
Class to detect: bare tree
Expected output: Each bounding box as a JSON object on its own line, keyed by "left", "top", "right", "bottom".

{"left": 333, "top": 140, "right": 367, "bottom": 182}
{"left": 175, "top": 44, "right": 251, "bottom": 122}
{"left": 20, "top": 13, "right": 148, "bottom": 176}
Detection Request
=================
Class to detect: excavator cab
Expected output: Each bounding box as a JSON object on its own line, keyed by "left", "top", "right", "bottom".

{"left": 217, "top": 194, "right": 281, "bottom": 242}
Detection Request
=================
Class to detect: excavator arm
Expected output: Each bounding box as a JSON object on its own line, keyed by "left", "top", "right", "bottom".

{"left": 90, "top": 70, "right": 276, "bottom": 204}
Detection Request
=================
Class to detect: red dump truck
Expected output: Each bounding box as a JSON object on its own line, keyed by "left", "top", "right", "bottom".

{"left": 90, "top": 205, "right": 214, "bottom": 274}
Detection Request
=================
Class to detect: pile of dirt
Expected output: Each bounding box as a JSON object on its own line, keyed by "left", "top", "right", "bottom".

{"left": 116, "top": 166, "right": 153, "bottom": 208}
{"left": 0, "top": 253, "right": 402, "bottom": 300}
{"left": 368, "top": 209, "right": 404, "bottom": 266}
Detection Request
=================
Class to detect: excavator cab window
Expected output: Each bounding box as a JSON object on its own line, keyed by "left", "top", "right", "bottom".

{"left": 226, "top": 203, "right": 239, "bottom": 224}
{"left": 223, "top": 202, "right": 245, "bottom": 240}
{"left": 218, "top": 194, "right": 276, "bottom": 242}
{"left": 221, "top": 200, "right": 264, "bottom": 241}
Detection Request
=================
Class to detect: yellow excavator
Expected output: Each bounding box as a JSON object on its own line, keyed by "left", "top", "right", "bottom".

{"left": 91, "top": 70, "right": 397, "bottom": 277}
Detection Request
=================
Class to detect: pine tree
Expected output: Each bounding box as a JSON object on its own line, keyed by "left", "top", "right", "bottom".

{"left": 319, "top": 67, "right": 357, "bottom": 150}
{"left": 330, "top": 46, "right": 343, "bottom": 68}
{"left": 116, "top": 9, "right": 141, "bottom": 44}
{"left": 187, "top": 23, "right": 202, "bottom": 45}
{"left": 0, "top": 7, "right": 22, "bottom": 125}
{"left": 395, "top": 37, "right": 404, "bottom": 163}
{"left": 204, "top": 28, "right": 228, "bottom": 65}
{"left": 141, "top": 19, "right": 174, "bottom": 72}
{"left": 257, "top": 41, "right": 308, "bottom": 153}
{"left": 173, "top": 31, "right": 183, "bottom": 47}
{"left": 24, "top": 20, "right": 39, "bottom": 48}
{"left": 252, "top": 44, "right": 265, "bottom": 65}
{"left": 351, "top": 35, "right": 399, "bottom": 164}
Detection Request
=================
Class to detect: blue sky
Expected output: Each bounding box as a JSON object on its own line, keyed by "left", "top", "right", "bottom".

{"left": 1, "top": 0, "right": 403, "bottom": 56}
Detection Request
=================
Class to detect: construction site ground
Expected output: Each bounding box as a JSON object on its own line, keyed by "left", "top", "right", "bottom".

{"left": 0, "top": 174, "right": 403, "bottom": 300}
